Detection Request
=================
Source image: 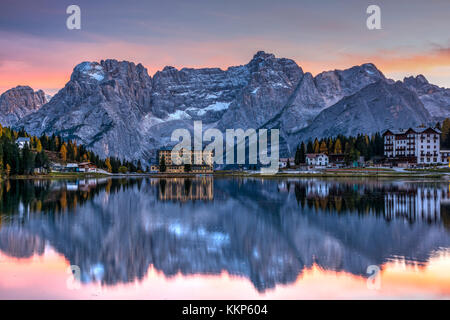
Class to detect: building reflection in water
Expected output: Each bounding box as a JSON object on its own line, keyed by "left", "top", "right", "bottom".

{"left": 0, "top": 177, "right": 449, "bottom": 294}
{"left": 385, "top": 187, "right": 450, "bottom": 223}
{"left": 154, "top": 177, "right": 214, "bottom": 202}
{"left": 283, "top": 179, "right": 450, "bottom": 225}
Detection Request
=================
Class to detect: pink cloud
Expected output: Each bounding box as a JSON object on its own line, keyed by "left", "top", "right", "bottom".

{"left": 1, "top": 31, "right": 449, "bottom": 96}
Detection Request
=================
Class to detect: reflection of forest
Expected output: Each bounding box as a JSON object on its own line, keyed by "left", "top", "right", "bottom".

{"left": 0, "top": 177, "right": 214, "bottom": 218}
{"left": 0, "top": 178, "right": 144, "bottom": 217}
{"left": 1, "top": 178, "right": 449, "bottom": 226}
{"left": 154, "top": 178, "right": 213, "bottom": 202}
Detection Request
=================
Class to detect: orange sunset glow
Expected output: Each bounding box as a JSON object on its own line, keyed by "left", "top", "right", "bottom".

{"left": 1, "top": 250, "right": 449, "bottom": 299}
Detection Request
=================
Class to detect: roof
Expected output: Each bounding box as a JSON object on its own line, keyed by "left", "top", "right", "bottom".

{"left": 66, "top": 163, "right": 79, "bottom": 167}
{"left": 383, "top": 126, "right": 441, "bottom": 136}
{"left": 306, "top": 153, "right": 328, "bottom": 159}
{"left": 51, "top": 162, "right": 63, "bottom": 167}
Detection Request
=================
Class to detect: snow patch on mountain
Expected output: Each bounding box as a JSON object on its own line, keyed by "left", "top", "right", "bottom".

{"left": 198, "top": 102, "right": 231, "bottom": 116}
{"left": 75, "top": 62, "right": 105, "bottom": 81}
{"left": 166, "top": 109, "right": 192, "bottom": 121}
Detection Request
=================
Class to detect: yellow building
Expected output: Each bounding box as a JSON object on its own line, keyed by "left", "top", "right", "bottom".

{"left": 157, "top": 149, "right": 213, "bottom": 173}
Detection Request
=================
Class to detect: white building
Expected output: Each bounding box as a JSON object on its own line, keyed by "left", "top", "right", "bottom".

{"left": 440, "top": 150, "right": 450, "bottom": 164}
{"left": 383, "top": 127, "right": 448, "bottom": 164}
{"left": 16, "top": 137, "right": 30, "bottom": 149}
{"left": 65, "top": 163, "right": 79, "bottom": 172}
{"left": 306, "top": 153, "right": 329, "bottom": 167}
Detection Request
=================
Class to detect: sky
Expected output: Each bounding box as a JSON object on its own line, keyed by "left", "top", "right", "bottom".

{"left": 0, "top": 0, "right": 449, "bottom": 95}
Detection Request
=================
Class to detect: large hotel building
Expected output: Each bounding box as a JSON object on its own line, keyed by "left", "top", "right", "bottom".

{"left": 383, "top": 127, "right": 450, "bottom": 164}
{"left": 152, "top": 149, "right": 214, "bottom": 173}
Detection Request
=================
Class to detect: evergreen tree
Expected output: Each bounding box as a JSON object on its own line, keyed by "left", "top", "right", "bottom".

{"left": 441, "top": 118, "right": 450, "bottom": 148}
{"left": 137, "top": 160, "right": 143, "bottom": 172}
{"left": 306, "top": 141, "right": 314, "bottom": 153}
{"left": 294, "top": 146, "right": 301, "bottom": 165}
{"left": 21, "top": 143, "right": 35, "bottom": 175}
{"left": 327, "top": 138, "right": 333, "bottom": 153}
{"left": 160, "top": 155, "right": 167, "bottom": 172}
{"left": 35, "top": 151, "right": 49, "bottom": 169}
{"left": 0, "top": 143, "right": 3, "bottom": 175}
{"left": 295, "top": 142, "right": 306, "bottom": 165}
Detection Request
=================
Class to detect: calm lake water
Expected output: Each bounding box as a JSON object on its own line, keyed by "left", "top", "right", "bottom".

{"left": 0, "top": 177, "right": 449, "bottom": 299}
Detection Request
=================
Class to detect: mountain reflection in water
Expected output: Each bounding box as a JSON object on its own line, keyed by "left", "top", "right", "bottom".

{"left": 0, "top": 177, "right": 449, "bottom": 293}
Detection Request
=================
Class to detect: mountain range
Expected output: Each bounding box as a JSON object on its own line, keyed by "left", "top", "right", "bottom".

{"left": 1, "top": 51, "right": 449, "bottom": 161}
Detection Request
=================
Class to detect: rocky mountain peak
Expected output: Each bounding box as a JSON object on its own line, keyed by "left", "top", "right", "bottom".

{"left": 72, "top": 61, "right": 106, "bottom": 82}
{"left": 291, "top": 79, "right": 432, "bottom": 146}
{"left": 162, "top": 65, "right": 177, "bottom": 72}
{"left": 252, "top": 50, "right": 276, "bottom": 60}
{"left": 403, "top": 74, "right": 450, "bottom": 120}
{"left": 3, "top": 51, "right": 449, "bottom": 161}
{"left": 404, "top": 74, "right": 430, "bottom": 87}
{"left": 71, "top": 59, "right": 151, "bottom": 86}
{"left": 0, "top": 85, "right": 47, "bottom": 127}
{"left": 313, "top": 62, "right": 385, "bottom": 107}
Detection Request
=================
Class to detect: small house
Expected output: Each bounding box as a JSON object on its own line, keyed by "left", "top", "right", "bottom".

{"left": 65, "top": 163, "right": 79, "bottom": 172}
{"left": 79, "top": 162, "right": 97, "bottom": 173}
{"left": 50, "top": 162, "right": 63, "bottom": 172}
{"left": 306, "top": 153, "right": 329, "bottom": 167}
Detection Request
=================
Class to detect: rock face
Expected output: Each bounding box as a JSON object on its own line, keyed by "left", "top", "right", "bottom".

{"left": 0, "top": 178, "right": 449, "bottom": 291}
{"left": 403, "top": 75, "right": 450, "bottom": 121}
{"left": 292, "top": 80, "right": 432, "bottom": 145}
{"left": 6, "top": 51, "right": 450, "bottom": 160}
{"left": 0, "top": 86, "right": 47, "bottom": 127}
{"left": 16, "top": 60, "right": 153, "bottom": 160}
{"left": 314, "top": 63, "right": 387, "bottom": 107}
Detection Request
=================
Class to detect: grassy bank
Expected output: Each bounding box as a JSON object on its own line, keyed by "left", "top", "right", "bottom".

{"left": 10, "top": 172, "right": 111, "bottom": 179}
{"left": 405, "top": 168, "right": 450, "bottom": 173}
{"left": 4, "top": 169, "right": 448, "bottom": 180}
{"left": 213, "top": 169, "right": 446, "bottom": 179}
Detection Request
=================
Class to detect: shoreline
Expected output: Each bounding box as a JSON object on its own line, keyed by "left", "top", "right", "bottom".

{"left": 5, "top": 170, "right": 449, "bottom": 180}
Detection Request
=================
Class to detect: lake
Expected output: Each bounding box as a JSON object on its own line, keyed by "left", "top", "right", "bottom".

{"left": 0, "top": 177, "right": 449, "bottom": 299}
